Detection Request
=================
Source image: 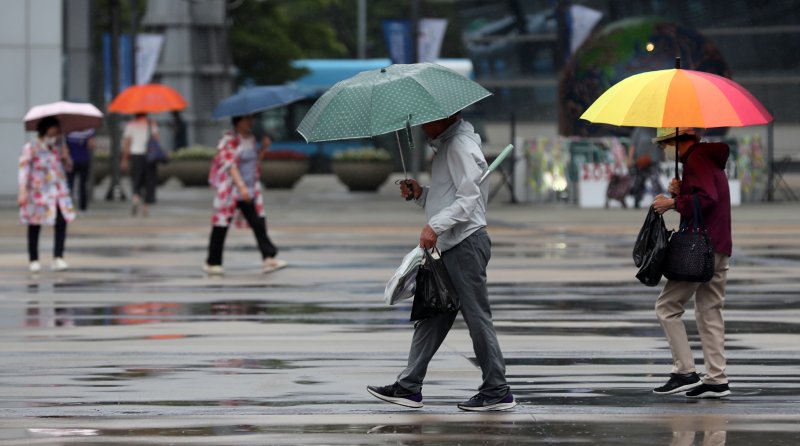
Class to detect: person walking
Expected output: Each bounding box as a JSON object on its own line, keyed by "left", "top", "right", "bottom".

{"left": 121, "top": 113, "right": 159, "bottom": 216}
{"left": 204, "top": 114, "right": 286, "bottom": 275}
{"left": 367, "top": 113, "right": 516, "bottom": 412}
{"left": 18, "top": 116, "right": 76, "bottom": 273}
{"left": 651, "top": 127, "right": 732, "bottom": 398}
{"left": 628, "top": 127, "right": 665, "bottom": 208}
{"left": 65, "top": 128, "right": 96, "bottom": 211}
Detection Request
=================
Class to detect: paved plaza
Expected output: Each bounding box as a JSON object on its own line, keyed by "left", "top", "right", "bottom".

{"left": 0, "top": 175, "right": 799, "bottom": 445}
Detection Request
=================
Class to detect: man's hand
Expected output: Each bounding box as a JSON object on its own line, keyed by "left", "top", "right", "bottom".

{"left": 419, "top": 224, "right": 438, "bottom": 249}
{"left": 399, "top": 179, "right": 422, "bottom": 200}
{"left": 120, "top": 158, "right": 129, "bottom": 173}
{"left": 652, "top": 194, "right": 675, "bottom": 215}
{"left": 668, "top": 178, "right": 681, "bottom": 196}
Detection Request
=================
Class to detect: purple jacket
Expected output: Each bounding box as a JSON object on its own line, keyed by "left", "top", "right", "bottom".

{"left": 675, "top": 142, "right": 732, "bottom": 256}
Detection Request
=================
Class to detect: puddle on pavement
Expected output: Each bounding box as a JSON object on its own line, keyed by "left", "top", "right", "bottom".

{"left": 12, "top": 419, "right": 800, "bottom": 445}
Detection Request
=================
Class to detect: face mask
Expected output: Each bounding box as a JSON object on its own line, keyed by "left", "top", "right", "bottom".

{"left": 43, "top": 136, "right": 58, "bottom": 146}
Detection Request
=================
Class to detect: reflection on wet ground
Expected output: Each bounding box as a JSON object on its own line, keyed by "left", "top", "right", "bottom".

{"left": 0, "top": 186, "right": 799, "bottom": 444}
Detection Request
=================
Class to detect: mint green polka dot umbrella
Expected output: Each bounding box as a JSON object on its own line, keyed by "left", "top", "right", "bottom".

{"left": 297, "top": 62, "right": 491, "bottom": 143}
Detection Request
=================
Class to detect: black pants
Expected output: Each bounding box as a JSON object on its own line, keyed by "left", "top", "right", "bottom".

{"left": 67, "top": 161, "right": 90, "bottom": 211}
{"left": 206, "top": 200, "right": 278, "bottom": 266}
{"left": 28, "top": 208, "right": 67, "bottom": 262}
{"left": 130, "top": 155, "right": 157, "bottom": 204}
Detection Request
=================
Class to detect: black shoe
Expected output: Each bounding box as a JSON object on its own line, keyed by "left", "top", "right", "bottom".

{"left": 653, "top": 372, "right": 702, "bottom": 395}
{"left": 686, "top": 383, "right": 731, "bottom": 399}
{"left": 367, "top": 383, "right": 423, "bottom": 408}
{"left": 457, "top": 391, "right": 517, "bottom": 412}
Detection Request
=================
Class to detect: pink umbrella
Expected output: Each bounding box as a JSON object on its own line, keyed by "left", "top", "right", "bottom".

{"left": 24, "top": 101, "right": 104, "bottom": 133}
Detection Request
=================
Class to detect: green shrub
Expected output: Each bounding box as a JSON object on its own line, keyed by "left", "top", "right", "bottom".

{"left": 170, "top": 146, "right": 216, "bottom": 161}
{"left": 333, "top": 147, "right": 391, "bottom": 163}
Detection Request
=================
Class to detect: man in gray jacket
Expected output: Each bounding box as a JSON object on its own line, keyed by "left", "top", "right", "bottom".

{"left": 367, "top": 114, "right": 516, "bottom": 412}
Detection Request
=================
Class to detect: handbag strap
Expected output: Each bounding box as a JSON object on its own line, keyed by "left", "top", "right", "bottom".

{"left": 688, "top": 193, "right": 705, "bottom": 231}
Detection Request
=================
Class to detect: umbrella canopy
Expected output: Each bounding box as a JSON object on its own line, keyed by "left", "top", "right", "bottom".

{"left": 108, "top": 84, "right": 188, "bottom": 114}
{"left": 24, "top": 101, "right": 103, "bottom": 133}
{"left": 580, "top": 67, "right": 772, "bottom": 128}
{"left": 212, "top": 86, "right": 306, "bottom": 119}
{"left": 297, "top": 62, "right": 491, "bottom": 142}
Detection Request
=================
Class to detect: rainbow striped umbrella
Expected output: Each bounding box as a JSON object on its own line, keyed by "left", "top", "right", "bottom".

{"left": 580, "top": 67, "right": 772, "bottom": 128}
{"left": 581, "top": 58, "right": 772, "bottom": 177}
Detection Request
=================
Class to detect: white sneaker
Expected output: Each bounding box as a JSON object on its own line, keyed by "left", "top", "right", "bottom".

{"left": 263, "top": 258, "right": 288, "bottom": 273}
{"left": 29, "top": 261, "right": 41, "bottom": 273}
{"left": 51, "top": 258, "right": 69, "bottom": 271}
{"left": 203, "top": 264, "right": 224, "bottom": 275}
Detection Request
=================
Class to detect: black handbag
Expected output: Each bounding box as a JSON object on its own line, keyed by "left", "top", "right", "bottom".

{"left": 633, "top": 206, "right": 671, "bottom": 286}
{"left": 662, "top": 194, "right": 715, "bottom": 283}
{"left": 410, "top": 249, "right": 459, "bottom": 321}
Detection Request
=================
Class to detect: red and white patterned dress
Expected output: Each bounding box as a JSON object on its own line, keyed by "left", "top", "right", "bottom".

{"left": 18, "top": 140, "right": 76, "bottom": 225}
{"left": 208, "top": 131, "right": 265, "bottom": 228}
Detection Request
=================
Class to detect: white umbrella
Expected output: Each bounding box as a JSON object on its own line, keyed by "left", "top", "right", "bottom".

{"left": 24, "top": 101, "right": 103, "bottom": 133}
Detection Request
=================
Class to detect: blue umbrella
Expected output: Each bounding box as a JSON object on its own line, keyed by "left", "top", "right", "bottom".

{"left": 212, "top": 86, "right": 306, "bottom": 119}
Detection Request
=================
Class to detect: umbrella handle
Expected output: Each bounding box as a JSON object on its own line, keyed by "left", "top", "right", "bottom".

{"left": 395, "top": 130, "right": 414, "bottom": 201}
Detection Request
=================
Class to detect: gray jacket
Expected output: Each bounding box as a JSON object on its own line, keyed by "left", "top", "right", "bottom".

{"left": 417, "top": 119, "right": 489, "bottom": 252}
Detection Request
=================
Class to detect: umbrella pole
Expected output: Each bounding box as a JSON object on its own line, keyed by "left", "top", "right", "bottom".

{"left": 395, "top": 130, "right": 408, "bottom": 179}
{"left": 674, "top": 57, "right": 681, "bottom": 183}
{"left": 675, "top": 127, "right": 680, "bottom": 182}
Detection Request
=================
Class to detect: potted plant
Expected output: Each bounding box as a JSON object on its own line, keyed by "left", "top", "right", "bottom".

{"left": 331, "top": 147, "right": 393, "bottom": 192}
{"left": 169, "top": 146, "right": 216, "bottom": 187}
{"left": 91, "top": 151, "right": 110, "bottom": 185}
{"left": 260, "top": 150, "right": 309, "bottom": 189}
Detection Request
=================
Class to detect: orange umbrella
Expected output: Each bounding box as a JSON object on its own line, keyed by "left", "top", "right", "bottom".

{"left": 108, "top": 84, "right": 188, "bottom": 114}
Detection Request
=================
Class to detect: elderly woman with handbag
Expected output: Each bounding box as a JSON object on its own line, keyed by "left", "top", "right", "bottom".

{"left": 18, "top": 116, "right": 76, "bottom": 273}
{"left": 651, "top": 127, "right": 732, "bottom": 399}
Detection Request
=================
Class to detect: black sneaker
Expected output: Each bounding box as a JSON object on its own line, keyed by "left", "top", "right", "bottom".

{"left": 367, "top": 383, "right": 423, "bottom": 408}
{"left": 457, "top": 391, "right": 517, "bottom": 412}
{"left": 653, "top": 372, "right": 702, "bottom": 395}
{"left": 686, "top": 383, "right": 731, "bottom": 399}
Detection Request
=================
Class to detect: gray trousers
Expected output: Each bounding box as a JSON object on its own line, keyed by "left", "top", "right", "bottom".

{"left": 396, "top": 229, "right": 510, "bottom": 398}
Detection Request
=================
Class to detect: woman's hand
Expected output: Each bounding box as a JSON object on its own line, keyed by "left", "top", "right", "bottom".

{"left": 668, "top": 178, "right": 681, "bottom": 196}
{"left": 17, "top": 190, "right": 27, "bottom": 207}
{"left": 652, "top": 194, "right": 675, "bottom": 215}
{"left": 239, "top": 186, "right": 252, "bottom": 202}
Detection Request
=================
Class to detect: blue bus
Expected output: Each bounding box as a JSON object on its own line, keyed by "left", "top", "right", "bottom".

{"left": 258, "top": 58, "right": 475, "bottom": 172}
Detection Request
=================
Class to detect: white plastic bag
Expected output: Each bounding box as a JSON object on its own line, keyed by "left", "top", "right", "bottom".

{"left": 384, "top": 246, "right": 424, "bottom": 305}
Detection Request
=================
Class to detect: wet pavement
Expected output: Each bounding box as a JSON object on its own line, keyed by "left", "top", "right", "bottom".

{"left": 0, "top": 175, "right": 799, "bottom": 445}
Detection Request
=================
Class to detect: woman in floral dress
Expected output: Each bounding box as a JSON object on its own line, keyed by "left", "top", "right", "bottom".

{"left": 18, "top": 116, "right": 76, "bottom": 272}
{"left": 203, "top": 114, "right": 286, "bottom": 275}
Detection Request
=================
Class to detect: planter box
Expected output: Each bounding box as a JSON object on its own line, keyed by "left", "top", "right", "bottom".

{"left": 157, "top": 162, "right": 174, "bottom": 185}
{"left": 92, "top": 159, "right": 109, "bottom": 185}
{"left": 332, "top": 161, "right": 393, "bottom": 192}
{"left": 171, "top": 159, "right": 212, "bottom": 187}
{"left": 260, "top": 159, "right": 309, "bottom": 189}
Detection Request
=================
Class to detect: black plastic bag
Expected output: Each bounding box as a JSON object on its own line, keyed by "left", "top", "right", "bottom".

{"left": 633, "top": 207, "right": 671, "bottom": 286}
{"left": 410, "top": 249, "right": 459, "bottom": 321}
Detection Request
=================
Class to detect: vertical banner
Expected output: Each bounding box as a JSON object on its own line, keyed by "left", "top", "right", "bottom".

{"left": 568, "top": 5, "right": 602, "bottom": 54}
{"left": 382, "top": 19, "right": 413, "bottom": 64}
{"left": 417, "top": 18, "right": 448, "bottom": 63}
{"left": 103, "top": 33, "right": 133, "bottom": 102}
{"left": 136, "top": 34, "right": 164, "bottom": 85}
